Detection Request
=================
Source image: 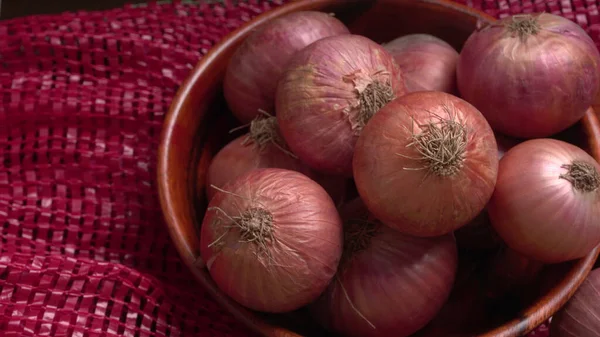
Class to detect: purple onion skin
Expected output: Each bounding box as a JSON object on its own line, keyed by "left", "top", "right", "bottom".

{"left": 385, "top": 34, "right": 459, "bottom": 93}
{"left": 551, "top": 268, "right": 600, "bottom": 337}
{"left": 223, "top": 11, "right": 349, "bottom": 124}
{"left": 311, "top": 199, "right": 458, "bottom": 337}
{"left": 457, "top": 13, "right": 600, "bottom": 138}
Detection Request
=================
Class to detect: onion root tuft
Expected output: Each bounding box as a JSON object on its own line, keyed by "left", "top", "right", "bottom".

{"left": 560, "top": 161, "right": 600, "bottom": 193}
{"left": 401, "top": 107, "right": 468, "bottom": 177}
{"left": 506, "top": 14, "right": 540, "bottom": 40}
{"left": 344, "top": 70, "right": 395, "bottom": 133}
{"left": 231, "top": 111, "right": 298, "bottom": 158}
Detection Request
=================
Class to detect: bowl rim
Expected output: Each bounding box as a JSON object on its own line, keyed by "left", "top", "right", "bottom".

{"left": 157, "top": 1, "right": 600, "bottom": 336}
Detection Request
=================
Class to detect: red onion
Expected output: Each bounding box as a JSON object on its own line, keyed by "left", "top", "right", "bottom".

{"left": 311, "top": 198, "right": 457, "bottom": 337}
{"left": 206, "top": 114, "right": 310, "bottom": 201}
{"left": 551, "top": 268, "right": 600, "bottom": 337}
{"left": 457, "top": 13, "right": 600, "bottom": 138}
{"left": 223, "top": 11, "right": 349, "bottom": 123}
{"left": 200, "top": 168, "right": 343, "bottom": 313}
{"left": 353, "top": 91, "right": 498, "bottom": 237}
{"left": 488, "top": 138, "right": 600, "bottom": 263}
{"left": 276, "top": 34, "right": 406, "bottom": 176}
{"left": 384, "top": 34, "right": 458, "bottom": 93}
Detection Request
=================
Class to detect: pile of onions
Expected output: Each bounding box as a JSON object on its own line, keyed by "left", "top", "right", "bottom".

{"left": 200, "top": 168, "right": 343, "bottom": 313}
{"left": 551, "top": 268, "right": 600, "bottom": 337}
{"left": 276, "top": 34, "right": 406, "bottom": 176}
{"left": 353, "top": 91, "right": 498, "bottom": 237}
{"left": 199, "top": 8, "right": 600, "bottom": 337}
{"left": 311, "top": 199, "right": 457, "bottom": 337}
{"left": 206, "top": 113, "right": 311, "bottom": 200}
{"left": 457, "top": 13, "right": 600, "bottom": 138}
{"left": 384, "top": 34, "right": 459, "bottom": 93}
{"left": 223, "top": 11, "right": 349, "bottom": 123}
{"left": 488, "top": 139, "right": 600, "bottom": 263}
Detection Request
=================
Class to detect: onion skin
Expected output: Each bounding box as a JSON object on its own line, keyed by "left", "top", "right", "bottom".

{"left": 223, "top": 11, "right": 349, "bottom": 123}
{"left": 384, "top": 34, "right": 458, "bottom": 93}
{"left": 200, "top": 168, "right": 343, "bottom": 313}
{"left": 488, "top": 139, "right": 600, "bottom": 263}
{"left": 457, "top": 13, "right": 600, "bottom": 138}
{"left": 311, "top": 199, "right": 457, "bottom": 337}
{"left": 206, "top": 134, "right": 310, "bottom": 201}
{"left": 277, "top": 34, "right": 406, "bottom": 176}
{"left": 353, "top": 91, "right": 498, "bottom": 237}
{"left": 551, "top": 268, "right": 600, "bottom": 337}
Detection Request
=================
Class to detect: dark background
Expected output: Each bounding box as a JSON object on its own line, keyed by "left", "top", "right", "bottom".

{"left": 1, "top": 0, "right": 145, "bottom": 19}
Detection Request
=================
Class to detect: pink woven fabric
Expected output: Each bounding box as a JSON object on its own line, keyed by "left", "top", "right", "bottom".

{"left": 0, "top": 1, "right": 597, "bottom": 336}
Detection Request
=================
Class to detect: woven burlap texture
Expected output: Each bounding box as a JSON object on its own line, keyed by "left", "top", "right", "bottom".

{"left": 1, "top": 0, "right": 599, "bottom": 336}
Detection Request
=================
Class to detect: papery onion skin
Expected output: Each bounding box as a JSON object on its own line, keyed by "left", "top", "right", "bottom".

{"left": 223, "top": 11, "right": 349, "bottom": 123}
{"left": 384, "top": 34, "right": 459, "bottom": 93}
{"left": 276, "top": 34, "right": 406, "bottom": 176}
{"left": 551, "top": 268, "right": 600, "bottom": 337}
{"left": 353, "top": 91, "right": 498, "bottom": 237}
{"left": 206, "top": 134, "right": 311, "bottom": 201}
{"left": 311, "top": 199, "right": 457, "bottom": 337}
{"left": 457, "top": 13, "right": 600, "bottom": 138}
{"left": 200, "top": 168, "right": 343, "bottom": 313}
{"left": 488, "top": 138, "right": 600, "bottom": 263}
{"left": 205, "top": 138, "right": 348, "bottom": 204}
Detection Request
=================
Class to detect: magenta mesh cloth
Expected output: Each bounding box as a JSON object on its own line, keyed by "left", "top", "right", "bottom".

{"left": 0, "top": 0, "right": 597, "bottom": 336}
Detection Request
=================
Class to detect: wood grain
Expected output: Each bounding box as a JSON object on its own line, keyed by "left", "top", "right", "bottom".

{"left": 157, "top": 1, "right": 600, "bottom": 336}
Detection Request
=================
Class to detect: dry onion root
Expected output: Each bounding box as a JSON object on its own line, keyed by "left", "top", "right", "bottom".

{"left": 353, "top": 91, "right": 498, "bottom": 237}
{"left": 200, "top": 168, "right": 343, "bottom": 313}
{"left": 206, "top": 112, "right": 311, "bottom": 201}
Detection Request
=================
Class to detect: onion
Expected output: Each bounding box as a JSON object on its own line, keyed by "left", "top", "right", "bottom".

{"left": 384, "top": 34, "right": 459, "bottom": 93}
{"left": 488, "top": 138, "right": 600, "bottom": 263}
{"left": 200, "top": 168, "right": 343, "bottom": 313}
{"left": 457, "top": 13, "right": 600, "bottom": 138}
{"left": 551, "top": 268, "right": 600, "bottom": 337}
{"left": 353, "top": 91, "right": 498, "bottom": 237}
{"left": 276, "top": 34, "right": 406, "bottom": 176}
{"left": 206, "top": 113, "right": 310, "bottom": 201}
{"left": 311, "top": 198, "right": 457, "bottom": 337}
{"left": 223, "top": 11, "right": 349, "bottom": 123}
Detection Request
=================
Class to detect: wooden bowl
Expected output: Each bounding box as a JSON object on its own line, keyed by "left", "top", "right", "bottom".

{"left": 158, "top": 1, "right": 600, "bottom": 336}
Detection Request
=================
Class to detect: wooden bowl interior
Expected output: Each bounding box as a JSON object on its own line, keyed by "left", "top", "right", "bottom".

{"left": 158, "top": 1, "right": 600, "bottom": 336}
